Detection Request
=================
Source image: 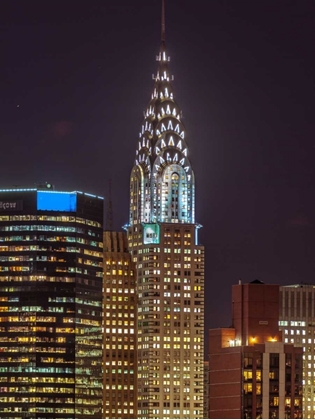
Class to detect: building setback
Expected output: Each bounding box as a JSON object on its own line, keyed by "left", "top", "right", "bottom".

{"left": 209, "top": 280, "right": 303, "bottom": 419}
{"left": 126, "top": 1, "right": 205, "bottom": 418}
{"left": 279, "top": 284, "right": 315, "bottom": 419}
{"left": 103, "top": 231, "right": 136, "bottom": 418}
{"left": 0, "top": 186, "right": 103, "bottom": 418}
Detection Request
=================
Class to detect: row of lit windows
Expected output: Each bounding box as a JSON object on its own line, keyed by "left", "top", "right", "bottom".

{"left": 0, "top": 367, "right": 73, "bottom": 373}
{"left": 105, "top": 304, "right": 134, "bottom": 310}
{"left": 139, "top": 307, "right": 203, "bottom": 315}
{"left": 139, "top": 247, "right": 203, "bottom": 255}
{"left": 279, "top": 320, "right": 306, "bottom": 327}
{"left": 244, "top": 370, "right": 262, "bottom": 381}
{"left": 23, "top": 256, "right": 102, "bottom": 267}
{"left": 284, "top": 329, "right": 306, "bottom": 335}
{"left": 0, "top": 236, "right": 102, "bottom": 247}
{"left": 105, "top": 344, "right": 134, "bottom": 350}
{"left": 2, "top": 376, "right": 74, "bottom": 383}
{"left": 140, "top": 269, "right": 203, "bottom": 277}
{"left": 0, "top": 336, "right": 75, "bottom": 344}
{"left": 105, "top": 279, "right": 134, "bottom": 286}
{"left": 104, "top": 409, "right": 134, "bottom": 414}
{"left": 0, "top": 276, "right": 78, "bottom": 283}
{"left": 105, "top": 328, "right": 135, "bottom": 334}
{"left": 105, "top": 319, "right": 135, "bottom": 325}
{"left": 0, "top": 225, "right": 98, "bottom": 237}
{"left": 104, "top": 360, "right": 133, "bottom": 366}
{"left": 0, "top": 245, "right": 102, "bottom": 257}
{"left": 105, "top": 312, "right": 135, "bottom": 318}
{"left": 284, "top": 338, "right": 315, "bottom": 345}
{"left": 0, "top": 266, "right": 100, "bottom": 274}
{"left": 139, "top": 297, "right": 202, "bottom": 305}
{"left": 105, "top": 270, "right": 133, "bottom": 276}
{"left": 0, "top": 215, "right": 101, "bottom": 227}
{"left": 105, "top": 260, "right": 129, "bottom": 265}
{"left": 139, "top": 335, "right": 201, "bottom": 342}
{"left": 1, "top": 256, "right": 100, "bottom": 266}
{"left": 164, "top": 232, "right": 192, "bottom": 237}
{"left": 0, "top": 408, "right": 75, "bottom": 414}
{"left": 104, "top": 384, "right": 134, "bottom": 389}
{"left": 0, "top": 386, "right": 73, "bottom": 393}
{"left": 106, "top": 297, "right": 134, "bottom": 303}
{"left": 0, "top": 396, "right": 74, "bottom": 402}
{"left": 1, "top": 339, "right": 63, "bottom": 349}
{"left": 0, "top": 315, "right": 73, "bottom": 322}
{"left": 105, "top": 288, "right": 134, "bottom": 294}
{"left": 139, "top": 343, "right": 202, "bottom": 350}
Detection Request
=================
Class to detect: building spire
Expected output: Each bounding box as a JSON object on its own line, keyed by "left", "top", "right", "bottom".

{"left": 129, "top": 0, "right": 195, "bottom": 226}
{"left": 161, "top": 0, "right": 166, "bottom": 43}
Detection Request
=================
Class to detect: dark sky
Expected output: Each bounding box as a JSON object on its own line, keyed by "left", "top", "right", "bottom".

{"left": 1, "top": 0, "right": 315, "bottom": 335}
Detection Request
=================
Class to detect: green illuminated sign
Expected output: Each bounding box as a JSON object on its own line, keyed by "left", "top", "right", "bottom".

{"left": 143, "top": 223, "right": 160, "bottom": 244}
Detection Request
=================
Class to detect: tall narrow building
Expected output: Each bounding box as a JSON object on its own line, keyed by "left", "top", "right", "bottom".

{"left": 279, "top": 284, "right": 315, "bottom": 419}
{"left": 127, "top": 2, "right": 205, "bottom": 418}
{"left": 103, "top": 231, "right": 137, "bottom": 418}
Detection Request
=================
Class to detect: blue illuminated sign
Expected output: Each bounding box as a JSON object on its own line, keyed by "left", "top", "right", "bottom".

{"left": 37, "top": 192, "right": 77, "bottom": 212}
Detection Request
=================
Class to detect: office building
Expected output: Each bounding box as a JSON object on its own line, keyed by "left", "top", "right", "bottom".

{"left": 279, "top": 284, "right": 315, "bottom": 418}
{"left": 0, "top": 186, "right": 103, "bottom": 418}
{"left": 209, "top": 280, "right": 303, "bottom": 419}
{"left": 126, "top": 1, "right": 205, "bottom": 418}
{"left": 103, "top": 231, "right": 136, "bottom": 418}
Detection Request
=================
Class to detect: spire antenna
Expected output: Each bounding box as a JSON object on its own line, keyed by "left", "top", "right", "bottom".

{"left": 161, "top": 0, "right": 166, "bottom": 42}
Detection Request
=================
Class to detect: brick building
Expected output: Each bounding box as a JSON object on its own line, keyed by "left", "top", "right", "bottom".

{"left": 209, "top": 280, "right": 303, "bottom": 419}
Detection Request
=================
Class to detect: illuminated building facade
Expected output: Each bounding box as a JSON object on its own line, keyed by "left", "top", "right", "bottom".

{"left": 0, "top": 187, "right": 103, "bottom": 418}
{"left": 279, "top": 284, "right": 315, "bottom": 418}
{"left": 127, "top": 2, "right": 204, "bottom": 418}
{"left": 103, "top": 231, "right": 136, "bottom": 418}
{"left": 209, "top": 280, "right": 303, "bottom": 419}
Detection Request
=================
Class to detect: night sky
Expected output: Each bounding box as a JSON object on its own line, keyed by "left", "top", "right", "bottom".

{"left": 1, "top": 1, "right": 315, "bottom": 338}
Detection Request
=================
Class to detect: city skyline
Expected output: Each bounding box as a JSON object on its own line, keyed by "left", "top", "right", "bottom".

{"left": 1, "top": 0, "right": 315, "bottom": 335}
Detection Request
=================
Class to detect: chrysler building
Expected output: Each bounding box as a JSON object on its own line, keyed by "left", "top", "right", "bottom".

{"left": 127, "top": 1, "right": 205, "bottom": 418}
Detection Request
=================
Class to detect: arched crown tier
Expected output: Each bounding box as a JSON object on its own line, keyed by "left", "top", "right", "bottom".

{"left": 129, "top": 40, "right": 195, "bottom": 225}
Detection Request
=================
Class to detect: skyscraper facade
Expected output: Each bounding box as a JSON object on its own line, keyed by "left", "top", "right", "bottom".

{"left": 0, "top": 187, "right": 103, "bottom": 418}
{"left": 279, "top": 284, "right": 315, "bottom": 418}
{"left": 103, "top": 231, "right": 136, "bottom": 418}
{"left": 126, "top": 3, "right": 205, "bottom": 418}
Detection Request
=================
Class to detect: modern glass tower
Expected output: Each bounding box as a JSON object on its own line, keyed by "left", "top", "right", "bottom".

{"left": 0, "top": 186, "right": 103, "bottom": 418}
{"left": 127, "top": 2, "right": 205, "bottom": 418}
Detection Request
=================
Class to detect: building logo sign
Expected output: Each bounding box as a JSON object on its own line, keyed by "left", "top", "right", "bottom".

{"left": 0, "top": 201, "right": 23, "bottom": 211}
{"left": 143, "top": 223, "right": 160, "bottom": 245}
